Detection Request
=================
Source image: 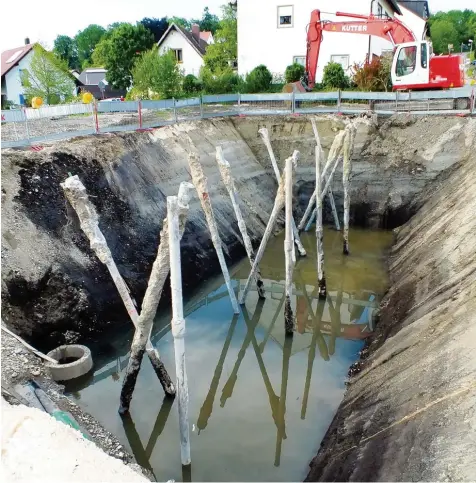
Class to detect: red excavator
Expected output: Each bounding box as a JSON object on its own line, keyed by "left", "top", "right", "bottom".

{"left": 291, "top": 10, "right": 465, "bottom": 92}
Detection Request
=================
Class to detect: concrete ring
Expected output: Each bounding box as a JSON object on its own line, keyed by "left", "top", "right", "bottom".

{"left": 45, "top": 345, "right": 93, "bottom": 381}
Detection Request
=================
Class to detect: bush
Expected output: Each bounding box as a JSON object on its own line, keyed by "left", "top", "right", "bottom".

{"left": 245, "top": 64, "right": 273, "bottom": 93}
{"left": 322, "top": 62, "right": 350, "bottom": 89}
{"left": 183, "top": 74, "right": 203, "bottom": 94}
{"left": 352, "top": 55, "right": 392, "bottom": 92}
{"left": 200, "top": 67, "right": 243, "bottom": 94}
{"left": 285, "top": 63, "right": 305, "bottom": 83}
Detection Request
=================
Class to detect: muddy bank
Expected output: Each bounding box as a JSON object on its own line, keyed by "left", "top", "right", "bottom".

{"left": 2, "top": 115, "right": 475, "bottom": 350}
{"left": 1, "top": 330, "right": 153, "bottom": 481}
{"left": 305, "top": 138, "right": 476, "bottom": 480}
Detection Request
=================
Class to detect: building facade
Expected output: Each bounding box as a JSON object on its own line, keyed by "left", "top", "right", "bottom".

{"left": 237, "top": 0, "right": 425, "bottom": 82}
{"left": 1, "top": 42, "right": 34, "bottom": 107}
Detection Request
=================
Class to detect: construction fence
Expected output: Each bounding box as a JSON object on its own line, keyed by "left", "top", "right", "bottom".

{"left": 2, "top": 87, "right": 475, "bottom": 149}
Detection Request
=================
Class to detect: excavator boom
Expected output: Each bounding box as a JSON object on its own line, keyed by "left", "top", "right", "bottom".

{"left": 303, "top": 10, "right": 417, "bottom": 90}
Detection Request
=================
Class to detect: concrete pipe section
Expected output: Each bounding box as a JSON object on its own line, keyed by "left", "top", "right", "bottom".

{"left": 45, "top": 345, "right": 93, "bottom": 381}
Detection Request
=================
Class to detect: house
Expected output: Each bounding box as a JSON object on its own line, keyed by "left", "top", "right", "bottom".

{"left": 157, "top": 23, "right": 212, "bottom": 76}
{"left": 237, "top": 0, "right": 424, "bottom": 82}
{"left": 2, "top": 40, "right": 83, "bottom": 107}
{"left": 77, "top": 68, "right": 125, "bottom": 100}
{"left": 1, "top": 39, "right": 34, "bottom": 107}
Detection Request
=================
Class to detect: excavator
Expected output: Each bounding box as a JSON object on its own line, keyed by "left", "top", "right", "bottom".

{"left": 288, "top": 9, "right": 465, "bottom": 93}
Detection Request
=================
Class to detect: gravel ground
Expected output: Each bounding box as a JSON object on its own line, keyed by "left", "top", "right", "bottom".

{"left": 1, "top": 329, "right": 154, "bottom": 481}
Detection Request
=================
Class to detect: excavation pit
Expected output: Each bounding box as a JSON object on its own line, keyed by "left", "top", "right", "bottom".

{"left": 1, "top": 114, "right": 475, "bottom": 482}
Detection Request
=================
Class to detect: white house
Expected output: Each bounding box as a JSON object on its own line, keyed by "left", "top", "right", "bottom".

{"left": 237, "top": 0, "right": 426, "bottom": 82}
{"left": 1, "top": 39, "right": 34, "bottom": 107}
{"left": 157, "top": 23, "right": 213, "bottom": 76}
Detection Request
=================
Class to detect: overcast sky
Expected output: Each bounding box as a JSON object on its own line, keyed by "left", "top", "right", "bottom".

{"left": 1, "top": 0, "right": 474, "bottom": 50}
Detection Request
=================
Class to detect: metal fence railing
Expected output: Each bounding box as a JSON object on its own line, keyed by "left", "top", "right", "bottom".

{"left": 2, "top": 87, "right": 475, "bottom": 149}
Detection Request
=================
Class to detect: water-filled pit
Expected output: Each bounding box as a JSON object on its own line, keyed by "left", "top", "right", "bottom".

{"left": 64, "top": 227, "right": 392, "bottom": 481}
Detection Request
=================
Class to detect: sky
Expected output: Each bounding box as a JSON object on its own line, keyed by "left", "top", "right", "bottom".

{"left": 1, "top": 0, "right": 225, "bottom": 50}
{"left": 1, "top": 0, "right": 474, "bottom": 50}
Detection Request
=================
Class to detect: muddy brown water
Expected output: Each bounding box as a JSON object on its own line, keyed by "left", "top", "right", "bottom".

{"left": 65, "top": 227, "right": 392, "bottom": 482}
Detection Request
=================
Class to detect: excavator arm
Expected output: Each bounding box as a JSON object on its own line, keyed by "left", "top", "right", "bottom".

{"left": 304, "top": 10, "right": 417, "bottom": 90}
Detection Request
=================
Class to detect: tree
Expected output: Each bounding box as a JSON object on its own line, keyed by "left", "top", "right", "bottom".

{"left": 246, "top": 65, "right": 272, "bottom": 92}
{"left": 428, "top": 10, "right": 476, "bottom": 53}
{"left": 168, "top": 17, "right": 192, "bottom": 30}
{"left": 285, "top": 63, "right": 305, "bottom": 83}
{"left": 101, "top": 23, "right": 155, "bottom": 89}
{"left": 75, "top": 24, "right": 106, "bottom": 67}
{"left": 132, "top": 48, "right": 183, "bottom": 99}
{"left": 322, "top": 62, "right": 349, "bottom": 89}
{"left": 20, "top": 45, "right": 75, "bottom": 105}
{"left": 53, "top": 35, "right": 79, "bottom": 70}
{"left": 430, "top": 19, "right": 459, "bottom": 54}
{"left": 140, "top": 17, "right": 169, "bottom": 42}
{"left": 202, "top": 4, "right": 237, "bottom": 74}
{"left": 196, "top": 7, "right": 220, "bottom": 34}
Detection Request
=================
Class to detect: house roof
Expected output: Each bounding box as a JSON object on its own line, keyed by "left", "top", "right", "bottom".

{"left": 1, "top": 44, "right": 34, "bottom": 77}
{"left": 398, "top": 1, "right": 429, "bottom": 19}
{"left": 200, "top": 31, "right": 212, "bottom": 42}
{"left": 387, "top": 0, "right": 403, "bottom": 15}
{"left": 157, "top": 23, "right": 209, "bottom": 57}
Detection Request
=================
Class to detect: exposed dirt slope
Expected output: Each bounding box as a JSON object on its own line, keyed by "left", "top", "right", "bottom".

{"left": 306, "top": 148, "right": 476, "bottom": 481}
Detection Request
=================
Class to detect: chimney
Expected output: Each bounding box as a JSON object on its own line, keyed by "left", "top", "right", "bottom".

{"left": 25, "top": 37, "right": 30, "bottom": 45}
{"left": 192, "top": 24, "right": 200, "bottom": 42}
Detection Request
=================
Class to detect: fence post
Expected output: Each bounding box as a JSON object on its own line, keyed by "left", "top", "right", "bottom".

{"left": 237, "top": 93, "right": 241, "bottom": 114}
{"left": 291, "top": 90, "right": 295, "bottom": 114}
{"left": 173, "top": 97, "right": 178, "bottom": 123}
{"left": 23, "top": 108, "right": 31, "bottom": 140}
{"left": 337, "top": 90, "right": 342, "bottom": 114}
{"left": 200, "top": 95, "right": 204, "bottom": 118}
{"left": 395, "top": 90, "right": 398, "bottom": 112}
{"left": 138, "top": 100, "right": 142, "bottom": 129}
{"left": 93, "top": 101, "right": 99, "bottom": 134}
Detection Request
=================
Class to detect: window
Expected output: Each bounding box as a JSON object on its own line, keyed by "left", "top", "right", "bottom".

{"left": 421, "top": 43, "right": 428, "bottom": 68}
{"left": 172, "top": 49, "right": 183, "bottom": 63}
{"left": 377, "top": 4, "right": 383, "bottom": 17}
{"left": 331, "top": 54, "right": 350, "bottom": 70}
{"left": 278, "top": 5, "right": 293, "bottom": 28}
{"left": 293, "top": 56, "right": 306, "bottom": 66}
{"left": 395, "top": 45, "right": 417, "bottom": 76}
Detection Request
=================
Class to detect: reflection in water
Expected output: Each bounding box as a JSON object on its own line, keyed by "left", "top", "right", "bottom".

{"left": 65, "top": 228, "right": 392, "bottom": 482}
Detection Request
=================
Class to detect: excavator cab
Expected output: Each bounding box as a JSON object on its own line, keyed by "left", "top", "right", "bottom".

{"left": 392, "top": 41, "right": 431, "bottom": 90}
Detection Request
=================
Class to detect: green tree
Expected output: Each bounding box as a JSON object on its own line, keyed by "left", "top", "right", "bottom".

{"left": 20, "top": 45, "right": 75, "bottom": 105}
{"left": 246, "top": 65, "right": 272, "bottom": 92}
{"left": 168, "top": 17, "right": 192, "bottom": 30}
{"left": 196, "top": 7, "right": 220, "bottom": 34}
{"left": 140, "top": 17, "right": 169, "bottom": 42}
{"left": 202, "top": 4, "right": 237, "bottom": 74}
{"left": 428, "top": 10, "right": 476, "bottom": 53}
{"left": 75, "top": 24, "right": 106, "bottom": 67}
{"left": 322, "top": 62, "right": 349, "bottom": 89}
{"left": 53, "top": 35, "right": 79, "bottom": 70}
{"left": 285, "top": 63, "right": 305, "bottom": 83}
{"left": 98, "top": 23, "right": 154, "bottom": 89}
{"left": 430, "top": 19, "right": 459, "bottom": 54}
{"left": 132, "top": 48, "right": 183, "bottom": 99}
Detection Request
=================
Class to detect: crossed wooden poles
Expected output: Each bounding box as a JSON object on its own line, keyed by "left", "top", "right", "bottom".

{"left": 60, "top": 117, "right": 357, "bottom": 468}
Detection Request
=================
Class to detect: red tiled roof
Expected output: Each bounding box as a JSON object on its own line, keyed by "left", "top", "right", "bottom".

{"left": 200, "top": 31, "right": 212, "bottom": 42}
{"left": 1, "top": 44, "right": 34, "bottom": 77}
